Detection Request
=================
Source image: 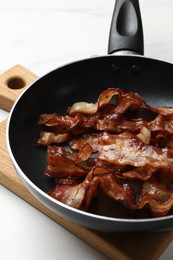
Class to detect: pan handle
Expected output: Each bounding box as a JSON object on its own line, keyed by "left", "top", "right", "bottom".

{"left": 108, "top": 0, "right": 144, "bottom": 55}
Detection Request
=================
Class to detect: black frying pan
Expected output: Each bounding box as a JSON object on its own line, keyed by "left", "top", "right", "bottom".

{"left": 7, "top": 0, "right": 173, "bottom": 232}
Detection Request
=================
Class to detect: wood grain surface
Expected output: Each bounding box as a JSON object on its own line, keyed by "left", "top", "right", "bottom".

{"left": 1, "top": 65, "right": 173, "bottom": 260}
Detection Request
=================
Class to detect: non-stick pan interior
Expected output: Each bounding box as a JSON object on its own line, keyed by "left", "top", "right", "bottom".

{"left": 8, "top": 55, "right": 173, "bottom": 219}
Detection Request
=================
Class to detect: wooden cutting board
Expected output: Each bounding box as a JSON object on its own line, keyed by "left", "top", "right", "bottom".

{"left": 1, "top": 65, "right": 173, "bottom": 260}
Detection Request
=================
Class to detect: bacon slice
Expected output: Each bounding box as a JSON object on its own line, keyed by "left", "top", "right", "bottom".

{"left": 38, "top": 113, "right": 80, "bottom": 128}
{"left": 99, "top": 132, "right": 173, "bottom": 170}
{"left": 38, "top": 131, "right": 70, "bottom": 145}
{"left": 45, "top": 146, "right": 86, "bottom": 178}
{"left": 68, "top": 88, "right": 146, "bottom": 115}
{"left": 136, "top": 172, "right": 173, "bottom": 217}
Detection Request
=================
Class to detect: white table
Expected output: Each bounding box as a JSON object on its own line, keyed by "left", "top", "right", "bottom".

{"left": 1, "top": 1, "right": 173, "bottom": 259}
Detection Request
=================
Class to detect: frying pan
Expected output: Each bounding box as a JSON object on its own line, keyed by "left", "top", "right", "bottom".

{"left": 7, "top": 0, "right": 173, "bottom": 232}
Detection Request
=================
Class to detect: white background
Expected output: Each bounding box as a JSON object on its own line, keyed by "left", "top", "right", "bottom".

{"left": 1, "top": 0, "right": 173, "bottom": 259}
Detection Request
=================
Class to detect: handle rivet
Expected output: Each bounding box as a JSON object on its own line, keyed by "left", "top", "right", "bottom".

{"left": 130, "top": 64, "right": 141, "bottom": 75}
{"left": 110, "top": 64, "right": 120, "bottom": 74}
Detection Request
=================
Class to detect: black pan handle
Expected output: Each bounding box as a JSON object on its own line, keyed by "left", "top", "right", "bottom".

{"left": 108, "top": 0, "right": 144, "bottom": 55}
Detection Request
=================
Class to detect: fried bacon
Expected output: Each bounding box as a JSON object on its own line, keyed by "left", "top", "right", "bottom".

{"left": 136, "top": 172, "right": 173, "bottom": 217}
{"left": 98, "top": 132, "right": 173, "bottom": 169}
{"left": 38, "top": 88, "right": 173, "bottom": 218}
{"left": 45, "top": 144, "right": 93, "bottom": 178}
{"left": 38, "top": 131, "right": 70, "bottom": 145}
